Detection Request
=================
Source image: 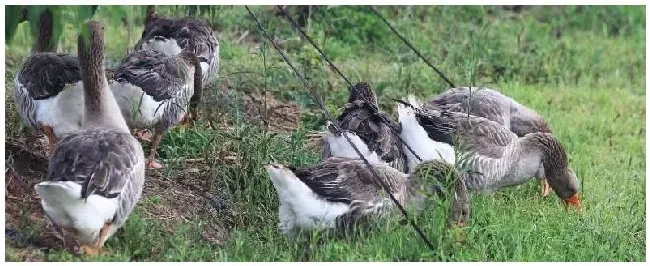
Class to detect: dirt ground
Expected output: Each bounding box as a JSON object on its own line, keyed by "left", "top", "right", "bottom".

{"left": 4, "top": 134, "right": 234, "bottom": 261}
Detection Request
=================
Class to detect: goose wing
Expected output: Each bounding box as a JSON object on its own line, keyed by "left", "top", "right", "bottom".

{"left": 290, "top": 157, "right": 387, "bottom": 204}
{"left": 416, "top": 110, "right": 516, "bottom": 158}
{"left": 47, "top": 130, "right": 144, "bottom": 199}
{"left": 114, "top": 49, "right": 188, "bottom": 102}
{"left": 336, "top": 100, "right": 403, "bottom": 165}
{"left": 16, "top": 52, "right": 81, "bottom": 100}
{"left": 138, "top": 17, "right": 218, "bottom": 65}
{"left": 423, "top": 87, "right": 510, "bottom": 128}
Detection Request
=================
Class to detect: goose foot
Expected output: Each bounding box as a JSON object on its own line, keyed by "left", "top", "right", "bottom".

{"left": 540, "top": 178, "right": 552, "bottom": 197}
{"left": 146, "top": 132, "right": 164, "bottom": 169}
{"left": 146, "top": 159, "right": 164, "bottom": 169}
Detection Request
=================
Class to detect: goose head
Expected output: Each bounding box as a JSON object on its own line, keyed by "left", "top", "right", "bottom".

{"left": 526, "top": 133, "right": 581, "bottom": 212}
{"left": 348, "top": 82, "right": 377, "bottom": 105}
{"left": 410, "top": 159, "right": 470, "bottom": 227}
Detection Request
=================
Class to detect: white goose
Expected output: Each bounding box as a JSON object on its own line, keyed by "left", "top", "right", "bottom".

{"left": 34, "top": 21, "right": 146, "bottom": 256}
{"left": 13, "top": 8, "right": 84, "bottom": 156}
{"left": 110, "top": 49, "right": 202, "bottom": 169}
{"left": 406, "top": 96, "right": 581, "bottom": 210}
{"left": 266, "top": 158, "right": 469, "bottom": 238}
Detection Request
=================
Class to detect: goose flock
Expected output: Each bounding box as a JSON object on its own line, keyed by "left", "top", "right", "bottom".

{"left": 11, "top": 7, "right": 580, "bottom": 256}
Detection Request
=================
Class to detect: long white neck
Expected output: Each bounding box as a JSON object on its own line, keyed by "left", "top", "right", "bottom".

{"left": 324, "top": 131, "right": 381, "bottom": 164}
{"left": 396, "top": 102, "right": 456, "bottom": 171}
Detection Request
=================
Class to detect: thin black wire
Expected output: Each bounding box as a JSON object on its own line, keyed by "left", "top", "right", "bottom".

{"left": 244, "top": 6, "right": 435, "bottom": 252}
{"left": 275, "top": 5, "right": 424, "bottom": 163}
{"left": 367, "top": 6, "right": 456, "bottom": 89}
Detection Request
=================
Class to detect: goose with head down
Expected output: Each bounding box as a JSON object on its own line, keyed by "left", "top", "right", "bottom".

{"left": 403, "top": 97, "right": 580, "bottom": 211}
{"left": 110, "top": 49, "right": 202, "bottom": 169}
{"left": 34, "top": 21, "right": 145, "bottom": 256}
{"left": 423, "top": 87, "right": 551, "bottom": 137}
{"left": 265, "top": 157, "right": 469, "bottom": 238}
{"left": 322, "top": 82, "right": 407, "bottom": 172}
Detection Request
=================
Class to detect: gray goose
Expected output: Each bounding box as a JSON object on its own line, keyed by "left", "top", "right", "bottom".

{"left": 265, "top": 158, "right": 469, "bottom": 238}
{"left": 137, "top": 6, "right": 219, "bottom": 89}
{"left": 110, "top": 49, "right": 202, "bottom": 169}
{"left": 405, "top": 97, "right": 580, "bottom": 210}
{"left": 34, "top": 21, "right": 145, "bottom": 256}
{"left": 322, "top": 82, "right": 407, "bottom": 172}
{"left": 423, "top": 87, "right": 551, "bottom": 137}
{"left": 13, "top": 8, "right": 84, "bottom": 156}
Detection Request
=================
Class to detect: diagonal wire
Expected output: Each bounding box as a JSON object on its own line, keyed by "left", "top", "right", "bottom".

{"left": 245, "top": 6, "right": 435, "bottom": 252}
{"left": 367, "top": 6, "right": 456, "bottom": 89}
{"left": 275, "top": 5, "right": 424, "bottom": 163}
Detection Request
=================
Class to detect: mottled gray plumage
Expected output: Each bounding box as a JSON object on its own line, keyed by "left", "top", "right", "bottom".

{"left": 16, "top": 53, "right": 81, "bottom": 100}
{"left": 412, "top": 106, "right": 579, "bottom": 204}
{"left": 424, "top": 87, "right": 551, "bottom": 137}
{"left": 324, "top": 83, "right": 407, "bottom": 172}
{"left": 269, "top": 158, "right": 470, "bottom": 237}
{"left": 112, "top": 49, "right": 199, "bottom": 132}
{"left": 48, "top": 130, "right": 145, "bottom": 224}
{"left": 136, "top": 15, "right": 219, "bottom": 85}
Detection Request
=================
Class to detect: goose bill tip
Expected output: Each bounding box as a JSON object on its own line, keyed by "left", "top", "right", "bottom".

{"left": 563, "top": 193, "right": 581, "bottom": 212}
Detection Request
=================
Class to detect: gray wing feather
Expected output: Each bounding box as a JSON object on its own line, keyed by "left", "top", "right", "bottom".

{"left": 424, "top": 87, "right": 511, "bottom": 129}
{"left": 335, "top": 100, "right": 405, "bottom": 171}
{"left": 47, "top": 129, "right": 145, "bottom": 199}
{"left": 114, "top": 49, "right": 188, "bottom": 102}
{"left": 16, "top": 52, "right": 81, "bottom": 100}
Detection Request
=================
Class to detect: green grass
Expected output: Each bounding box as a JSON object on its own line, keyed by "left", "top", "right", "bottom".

{"left": 4, "top": 5, "right": 645, "bottom": 261}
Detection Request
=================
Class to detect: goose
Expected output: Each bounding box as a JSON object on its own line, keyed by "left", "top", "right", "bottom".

{"left": 265, "top": 158, "right": 469, "bottom": 238}
{"left": 423, "top": 87, "right": 551, "bottom": 137}
{"left": 322, "top": 82, "right": 407, "bottom": 172}
{"left": 396, "top": 97, "right": 456, "bottom": 170}
{"left": 137, "top": 6, "right": 219, "bottom": 88}
{"left": 110, "top": 49, "right": 202, "bottom": 169}
{"left": 405, "top": 97, "right": 580, "bottom": 210}
{"left": 34, "top": 21, "right": 146, "bottom": 256}
{"left": 13, "top": 8, "right": 84, "bottom": 156}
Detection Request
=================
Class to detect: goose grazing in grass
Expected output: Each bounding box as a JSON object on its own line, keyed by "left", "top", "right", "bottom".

{"left": 110, "top": 49, "right": 202, "bottom": 169}
{"left": 265, "top": 158, "right": 469, "bottom": 238}
{"left": 396, "top": 96, "right": 456, "bottom": 170}
{"left": 423, "top": 87, "right": 551, "bottom": 137}
{"left": 34, "top": 21, "right": 145, "bottom": 256}
{"left": 322, "top": 82, "right": 407, "bottom": 172}
{"left": 137, "top": 5, "right": 219, "bottom": 88}
{"left": 13, "top": 8, "right": 84, "bottom": 156}
{"left": 405, "top": 97, "right": 580, "bottom": 210}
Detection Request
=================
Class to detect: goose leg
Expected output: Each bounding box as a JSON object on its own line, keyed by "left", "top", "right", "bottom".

{"left": 42, "top": 125, "right": 57, "bottom": 157}
{"left": 146, "top": 131, "right": 164, "bottom": 169}
{"left": 79, "top": 223, "right": 111, "bottom": 256}
{"left": 540, "top": 178, "right": 553, "bottom": 197}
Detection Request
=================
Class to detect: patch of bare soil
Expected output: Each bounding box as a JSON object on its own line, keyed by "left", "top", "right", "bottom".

{"left": 243, "top": 91, "right": 301, "bottom": 133}
{"left": 4, "top": 138, "right": 233, "bottom": 261}
{"left": 142, "top": 165, "right": 233, "bottom": 245}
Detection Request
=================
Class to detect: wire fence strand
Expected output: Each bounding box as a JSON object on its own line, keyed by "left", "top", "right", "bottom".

{"left": 367, "top": 6, "right": 456, "bottom": 89}
{"left": 245, "top": 6, "right": 436, "bottom": 252}
{"left": 275, "top": 5, "right": 425, "bottom": 163}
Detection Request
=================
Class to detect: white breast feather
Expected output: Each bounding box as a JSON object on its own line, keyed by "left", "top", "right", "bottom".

{"left": 110, "top": 81, "right": 165, "bottom": 128}
{"left": 34, "top": 181, "right": 119, "bottom": 244}
{"left": 397, "top": 99, "right": 456, "bottom": 170}
{"left": 266, "top": 166, "right": 350, "bottom": 237}
{"left": 33, "top": 82, "right": 85, "bottom": 137}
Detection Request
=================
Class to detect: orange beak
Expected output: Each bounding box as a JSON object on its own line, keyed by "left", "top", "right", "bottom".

{"left": 563, "top": 193, "right": 581, "bottom": 212}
